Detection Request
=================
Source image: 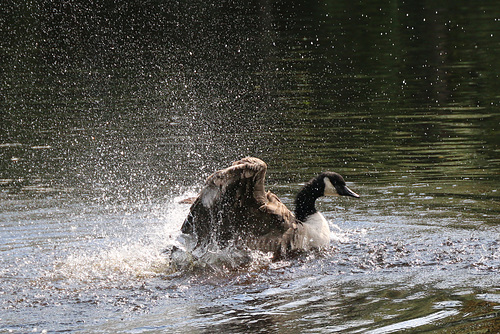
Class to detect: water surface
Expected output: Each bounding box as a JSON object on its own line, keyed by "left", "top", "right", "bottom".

{"left": 1, "top": 1, "right": 499, "bottom": 333}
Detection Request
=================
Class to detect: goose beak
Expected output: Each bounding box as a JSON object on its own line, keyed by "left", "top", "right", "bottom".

{"left": 338, "top": 185, "right": 360, "bottom": 198}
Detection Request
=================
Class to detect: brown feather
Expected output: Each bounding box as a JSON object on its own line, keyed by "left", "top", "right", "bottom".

{"left": 181, "top": 157, "right": 300, "bottom": 259}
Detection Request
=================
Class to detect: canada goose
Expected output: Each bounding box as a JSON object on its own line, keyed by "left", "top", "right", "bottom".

{"left": 181, "top": 157, "right": 359, "bottom": 260}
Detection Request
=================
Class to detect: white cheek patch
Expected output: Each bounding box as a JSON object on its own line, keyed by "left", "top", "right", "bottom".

{"left": 323, "top": 177, "right": 339, "bottom": 196}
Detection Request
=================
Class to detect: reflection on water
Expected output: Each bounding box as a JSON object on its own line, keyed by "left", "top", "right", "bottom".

{"left": 1, "top": 0, "right": 499, "bottom": 333}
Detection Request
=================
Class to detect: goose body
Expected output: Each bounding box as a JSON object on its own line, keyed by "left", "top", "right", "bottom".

{"left": 181, "top": 157, "right": 359, "bottom": 259}
{"left": 291, "top": 212, "right": 331, "bottom": 250}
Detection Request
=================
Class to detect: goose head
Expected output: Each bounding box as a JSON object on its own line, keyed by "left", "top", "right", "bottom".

{"left": 294, "top": 172, "right": 359, "bottom": 222}
{"left": 319, "top": 172, "right": 360, "bottom": 198}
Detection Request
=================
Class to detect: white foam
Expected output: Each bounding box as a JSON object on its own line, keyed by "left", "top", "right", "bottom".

{"left": 53, "top": 189, "right": 197, "bottom": 281}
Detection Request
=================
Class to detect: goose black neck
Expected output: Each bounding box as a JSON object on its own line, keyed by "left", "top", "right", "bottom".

{"left": 294, "top": 179, "right": 324, "bottom": 222}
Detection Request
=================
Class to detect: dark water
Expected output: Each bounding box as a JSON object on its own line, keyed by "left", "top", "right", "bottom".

{"left": 1, "top": 1, "right": 499, "bottom": 333}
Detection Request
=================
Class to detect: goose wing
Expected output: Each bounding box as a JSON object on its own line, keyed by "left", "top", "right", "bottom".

{"left": 181, "top": 157, "right": 299, "bottom": 256}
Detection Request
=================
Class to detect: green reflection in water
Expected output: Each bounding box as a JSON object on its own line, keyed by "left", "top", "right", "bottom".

{"left": 0, "top": 1, "right": 499, "bottom": 333}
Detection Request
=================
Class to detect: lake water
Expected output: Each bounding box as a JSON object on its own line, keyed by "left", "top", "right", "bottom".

{"left": 1, "top": 1, "right": 499, "bottom": 333}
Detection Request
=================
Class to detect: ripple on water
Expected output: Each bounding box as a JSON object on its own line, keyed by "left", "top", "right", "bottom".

{"left": 1, "top": 189, "right": 499, "bottom": 334}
